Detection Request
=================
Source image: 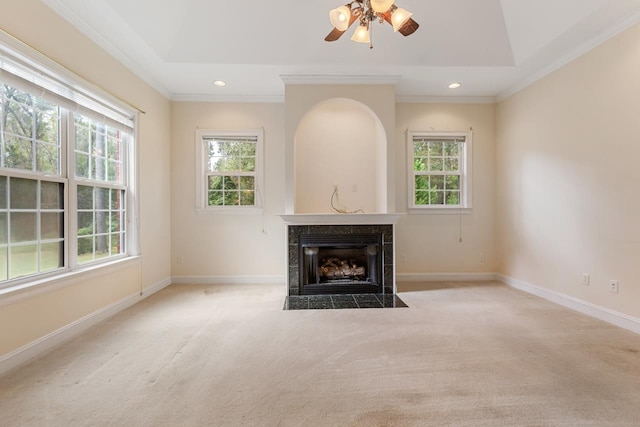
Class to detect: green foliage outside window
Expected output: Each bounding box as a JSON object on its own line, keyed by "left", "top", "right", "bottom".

{"left": 413, "top": 139, "right": 462, "bottom": 206}
{"left": 206, "top": 139, "right": 257, "bottom": 207}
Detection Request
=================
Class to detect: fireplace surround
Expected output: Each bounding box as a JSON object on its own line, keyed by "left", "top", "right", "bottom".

{"left": 283, "top": 217, "right": 397, "bottom": 296}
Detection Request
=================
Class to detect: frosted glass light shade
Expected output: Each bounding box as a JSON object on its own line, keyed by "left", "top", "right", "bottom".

{"left": 391, "top": 7, "right": 412, "bottom": 32}
{"left": 351, "top": 24, "right": 370, "bottom": 43}
{"left": 370, "top": 0, "right": 394, "bottom": 13}
{"left": 329, "top": 5, "right": 351, "bottom": 31}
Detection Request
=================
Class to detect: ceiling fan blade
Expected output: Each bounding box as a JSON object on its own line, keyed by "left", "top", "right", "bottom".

{"left": 380, "top": 11, "right": 419, "bottom": 37}
{"left": 324, "top": 10, "right": 360, "bottom": 42}
{"left": 397, "top": 18, "right": 419, "bottom": 37}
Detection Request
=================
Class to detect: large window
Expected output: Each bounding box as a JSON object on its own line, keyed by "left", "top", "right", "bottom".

{"left": 195, "top": 130, "right": 263, "bottom": 212}
{"left": 0, "top": 36, "right": 136, "bottom": 288}
{"left": 408, "top": 131, "right": 472, "bottom": 211}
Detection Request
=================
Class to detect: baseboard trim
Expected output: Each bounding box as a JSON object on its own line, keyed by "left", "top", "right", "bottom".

{"left": 498, "top": 274, "right": 640, "bottom": 335}
{"left": 0, "top": 277, "right": 171, "bottom": 376}
{"left": 171, "top": 275, "right": 286, "bottom": 285}
{"left": 396, "top": 272, "right": 498, "bottom": 282}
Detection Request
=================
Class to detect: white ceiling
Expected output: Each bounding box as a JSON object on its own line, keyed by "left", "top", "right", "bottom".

{"left": 43, "top": 0, "right": 640, "bottom": 102}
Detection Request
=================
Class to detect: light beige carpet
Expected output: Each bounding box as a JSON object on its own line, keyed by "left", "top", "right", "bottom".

{"left": 2, "top": 281, "right": 640, "bottom": 426}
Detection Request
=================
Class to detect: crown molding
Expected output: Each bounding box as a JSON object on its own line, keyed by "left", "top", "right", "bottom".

{"left": 42, "top": 0, "right": 171, "bottom": 100}
{"left": 280, "top": 75, "right": 401, "bottom": 85}
{"left": 396, "top": 95, "right": 496, "bottom": 104}
{"left": 171, "top": 94, "right": 285, "bottom": 103}
{"left": 497, "top": 8, "right": 640, "bottom": 102}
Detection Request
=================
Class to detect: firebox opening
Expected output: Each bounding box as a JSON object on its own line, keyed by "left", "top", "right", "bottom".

{"left": 300, "top": 234, "right": 383, "bottom": 295}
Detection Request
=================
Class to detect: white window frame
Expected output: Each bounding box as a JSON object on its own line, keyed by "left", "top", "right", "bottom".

{"left": 407, "top": 130, "right": 472, "bottom": 214}
{"left": 0, "top": 31, "right": 139, "bottom": 292}
{"left": 195, "top": 129, "right": 264, "bottom": 214}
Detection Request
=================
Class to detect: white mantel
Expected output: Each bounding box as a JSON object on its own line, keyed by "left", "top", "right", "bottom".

{"left": 280, "top": 213, "right": 402, "bottom": 226}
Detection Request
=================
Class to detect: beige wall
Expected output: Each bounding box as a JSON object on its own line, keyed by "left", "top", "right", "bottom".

{"left": 395, "top": 103, "right": 497, "bottom": 274}
{"left": 496, "top": 22, "right": 640, "bottom": 317}
{"left": 0, "top": 0, "right": 171, "bottom": 357}
{"left": 170, "top": 102, "right": 286, "bottom": 279}
{"left": 295, "top": 98, "right": 386, "bottom": 214}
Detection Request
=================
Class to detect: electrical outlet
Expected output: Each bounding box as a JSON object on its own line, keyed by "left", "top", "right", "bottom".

{"left": 400, "top": 254, "right": 407, "bottom": 262}
{"left": 582, "top": 273, "right": 590, "bottom": 286}
{"left": 609, "top": 280, "right": 618, "bottom": 293}
{"left": 177, "top": 256, "right": 184, "bottom": 265}
{"left": 480, "top": 253, "right": 486, "bottom": 263}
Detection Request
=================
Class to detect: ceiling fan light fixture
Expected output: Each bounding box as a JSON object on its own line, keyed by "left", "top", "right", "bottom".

{"left": 370, "top": 0, "right": 395, "bottom": 13}
{"left": 351, "top": 24, "right": 371, "bottom": 43}
{"left": 329, "top": 5, "right": 352, "bottom": 31}
{"left": 391, "top": 7, "right": 413, "bottom": 32}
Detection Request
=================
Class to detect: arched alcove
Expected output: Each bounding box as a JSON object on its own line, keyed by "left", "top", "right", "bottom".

{"left": 294, "top": 98, "right": 387, "bottom": 213}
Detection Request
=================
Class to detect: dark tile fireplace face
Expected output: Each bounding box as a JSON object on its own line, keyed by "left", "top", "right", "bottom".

{"left": 287, "top": 224, "right": 393, "bottom": 296}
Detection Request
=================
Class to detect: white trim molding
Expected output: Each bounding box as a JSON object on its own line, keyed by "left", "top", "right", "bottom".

{"left": 498, "top": 274, "right": 640, "bottom": 335}
{"left": 172, "top": 275, "right": 286, "bottom": 285}
{"left": 397, "top": 273, "right": 498, "bottom": 282}
{"left": 0, "top": 277, "right": 171, "bottom": 376}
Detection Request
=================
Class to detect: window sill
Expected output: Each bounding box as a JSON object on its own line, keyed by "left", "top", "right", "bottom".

{"left": 0, "top": 256, "right": 141, "bottom": 307}
{"left": 196, "top": 207, "right": 264, "bottom": 215}
{"left": 408, "top": 207, "right": 472, "bottom": 215}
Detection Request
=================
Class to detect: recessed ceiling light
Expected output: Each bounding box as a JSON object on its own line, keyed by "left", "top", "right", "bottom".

{"left": 448, "top": 82, "right": 461, "bottom": 89}
{"left": 213, "top": 80, "right": 226, "bottom": 87}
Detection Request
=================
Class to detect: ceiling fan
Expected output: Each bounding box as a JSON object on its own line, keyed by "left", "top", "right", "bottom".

{"left": 325, "top": 0, "right": 419, "bottom": 47}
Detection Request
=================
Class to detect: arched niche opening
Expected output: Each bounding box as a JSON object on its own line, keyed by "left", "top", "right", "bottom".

{"left": 294, "top": 98, "right": 387, "bottom": 214}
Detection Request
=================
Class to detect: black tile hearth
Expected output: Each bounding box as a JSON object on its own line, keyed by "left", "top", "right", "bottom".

{"left": 283, "top": 294, "right": 407, "bottom": 310}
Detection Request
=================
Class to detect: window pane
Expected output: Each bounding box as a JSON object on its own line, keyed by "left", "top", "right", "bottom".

{"left": 41, "top": 241, "right": 63, "bottom": 271}
{"left": 241, "top": 157, "right": 255, "bottom": 172}
{"left": 431, "top": 175, "right": 444, "bottom": 190}
{"left": 112, "top": 233, "right": 124, "bottom": 254}
{"left": 413, "top": 157, "right": 426, "bottom": 172}
{"left": 95, "top": 235, "right": 109, "bottom": 259}
{"left": 208, "top": 190, "right": 223, "bottom": 206}
{"left": 413, "top": 141, "right": 428, "bottom": 156}
{"left": 10, "top": 178, "right": 37, "bottom": 209}
{"left": 223, "top": 176, "right": 238, "bottom": 190}
{"left": 415, "top": 191, "right": 429, "bottom": 206}
{"left": 446, "top": 175, "right": 460, "bottom": 190}
{"left": 75, "top": 126, "right": 90, "bottom": 153}
{"left": 5, "top": 135, "right": 33, "bottom": 170}
{"left": 224, "top": 191, "right": 239, "bottom": 206}
{"left": 35, "top": 142, "right": 59, "bottom": 174}
{"left": 446, "top": 191, "right": 460, "bottom": 205}
{"left": 239, "top": 176, "right": 254, "bottom": 190}
{"left": 0, "top": 247, "right": 6, "bottom": 282}
{"left": 78, "top": 236, "right": 93, "bottom": 262}
{"left": 41, "top": 181, "right": 64, "bottom": 209}
{"left": 78, "top": 212, "right": 94, "bottom": 235}
{"left": 10, "top": 212, "right": 37, "bottom": 243}
{"left": 77, "top": 185, "right": 93, "bottom": 209}
{"left": 443, "top": 142, "right": 459, "bottom": 156}
{"left": 111, "top": 189, "right": 124, "bottom": 210}
{"left": 444, "top": 157, "right": 459, "bottom": 171}
{"left": 76, "top": 153, "right": 90, "bottom": 178}
{"left": 415, "top": 176, "right": 429, "bottom": 190}
{"left": 110, "top": 212, "right": 122, "bottom": 233}
{"left": 428, "top": 158, "right": 443, "bottom": 172}
{"left": 0, "top": 213, "right": 6, "bottom": 244}
{"left": 208, "top": 176, "right": 223, "bottom": 190}
{"left": 95, "top": 187, "right": 109, "bottom": 210}
{"left": 428, "top": 142, "right": 443, "bottom": 156}
{"left": 95, "top": 211, "right": 109, "bottom": 235}
{"left": 5, "top": 98, "right": 33, "bottom": 138}
{"left": 430, "top": 191, "right": 444, "bottom": 205}
{"left": 34, "top": 99, "right": 59, "bottom": 143}
{"left": 0, "top": 176, "right": 6, "bottom": 208}
{"left": 10, "top": 244, "right": 38, "bottom": 279}
{"left": 41, "top": 212, "right": 64, "bottom": 240}
{"left": 240, "top": 191, "right": 254, "bottom": 206}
